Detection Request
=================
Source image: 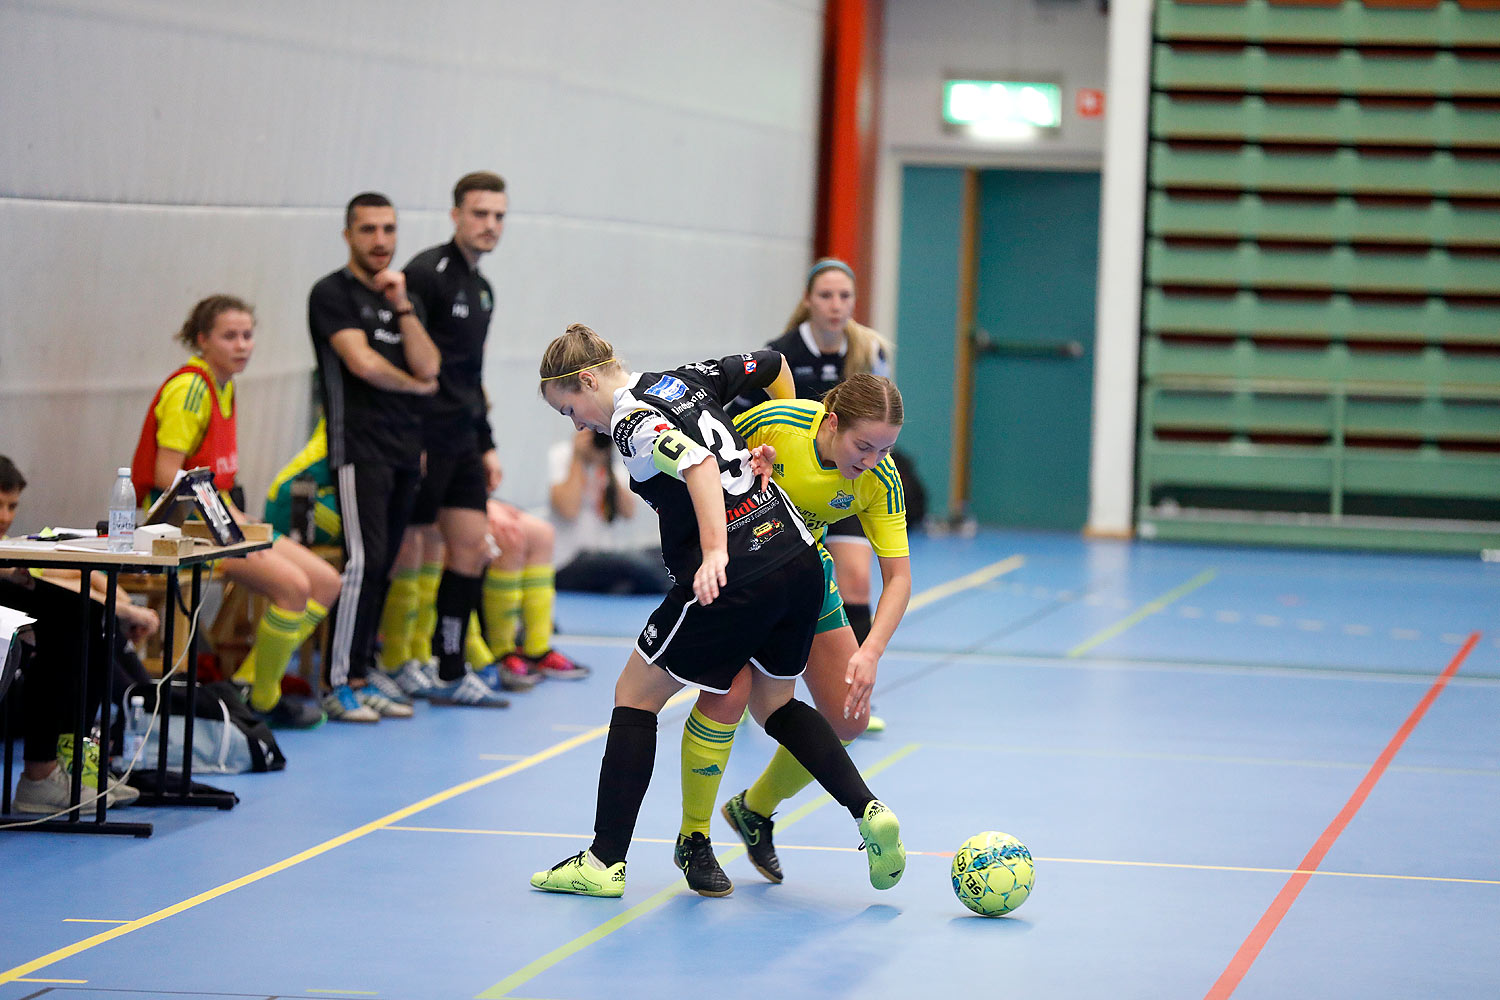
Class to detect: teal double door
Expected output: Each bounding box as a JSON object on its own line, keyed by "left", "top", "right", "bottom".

{"left": 896, "top": 166, "right": 1100, "bottom": 530}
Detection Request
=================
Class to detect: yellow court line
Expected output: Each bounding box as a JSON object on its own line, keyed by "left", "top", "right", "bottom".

{"left": 0, "top": 689, "right": 697, "bottom": 987}
{"left": 907, "top": 555, "right": 1024, "bottom": 612}
{"left": 1067, "top": 568, "right": 1218, "bottom": 658}
{"left": 14, "top": 978, "right": 88, "bottom": 984}
{"left": 475, "top": 743, "right": 922, "bottom": 1000}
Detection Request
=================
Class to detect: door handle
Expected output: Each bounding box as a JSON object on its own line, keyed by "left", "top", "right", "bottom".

{"left": 972, "top": 328, "right": 1084, "bottom": 359}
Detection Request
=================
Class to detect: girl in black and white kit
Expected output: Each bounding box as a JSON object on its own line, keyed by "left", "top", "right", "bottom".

{"left": 529, "top": 324, "right": 904, "bottom": 899}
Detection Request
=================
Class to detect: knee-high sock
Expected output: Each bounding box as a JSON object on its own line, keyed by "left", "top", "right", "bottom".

{"left": 680, "top": 707, "right": 738, "bottom": 838}
{"left": 233, "top": 597, "right": 329, "bottom": 687}
{"left": 590, "top": 706, "right": 658, "bottom": 866}
{"left": 519, "top": 564, "right": 556, "bottom": 658}
{"left": 295, "top": 597, "right": 330, "bottom": 645}
{"left": 434, "top": 570, "right": 484, "bottom": 682}
{"left": 465, "top": 612, "right": 493, "bottom": 668}
{"left": 378, "top": 568, "right": 419, "bottom": 669}
{"left": 762, "top": 699, "right": 873, "bottom": 819}
{"left": 411, "top": 560, "right": 442, "bottom": 662}
{"left": 744, "top": 736, "right": 854, "bottom": 819}
{"left": 844, "top": 602, "right": 872, "bottom": 646}
{"left": 247, "top": 604, "right": 305, "bottom": 712}
{"left": 483, "top": 567, "right": 522, "bottom": 656}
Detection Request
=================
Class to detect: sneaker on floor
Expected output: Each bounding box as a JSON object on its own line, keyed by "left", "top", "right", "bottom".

{"left": 429, "top": 669, "right": 511, "bottom": 708}
{"left": 530, "top": 649, "right": 591, "bottom": 680}
{"left": 857, "top": 799, "right": 906, "bottom": 890}
{"left": 321, "top": 684, "right": 380, "bottom": 723}
{"left": 392, "top": 659, "right": 441, "bottom": 699}
{"left": 254, "top": 695, "right": 326, "bottom": 730}
{"left": 355, "top": 686, "right": 414, "bottom": 718}
{"left": 362, "top": 667, "right": 414, "bottom": 706}
{"left": 530, "top": 850, "right": 625, "bottom": 898}
{"left": 674, "top": 832, "right": 733, "bottom": 897}
{"left": 721, "top": 790, "right": 782, "bottom": 883}
{"left": 478, "top": 653, "right": 542, "bottom": 692}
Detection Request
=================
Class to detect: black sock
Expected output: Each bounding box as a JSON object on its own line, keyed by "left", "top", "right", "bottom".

{"left": 434, "top": 570, "right": 483, "bottom": 681}
{"left": 763, "top": 699, "right": 873, "bottom": 819}
{"left": 589, "top": 706, "right": 658, "bottom": 866}
{"left": 845, "top": 603, "right": 872, "bottom": 645}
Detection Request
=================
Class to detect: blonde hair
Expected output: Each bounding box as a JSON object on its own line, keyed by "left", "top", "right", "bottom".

{"left": 539, "top": 323, "right": 623, "bottom": 393}
{"left": 176, "top": 294, "right": 254, "bottom": 350}
{"left": 784, "top": 261, "right": 891, "bottom": 377}
{"left": 823, "top": 373, "right": 903, "bottom": 429}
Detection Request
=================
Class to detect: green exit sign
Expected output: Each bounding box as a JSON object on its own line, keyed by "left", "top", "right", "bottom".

{"left": 943, "top": 79, "right": 1062, "bottom": 135}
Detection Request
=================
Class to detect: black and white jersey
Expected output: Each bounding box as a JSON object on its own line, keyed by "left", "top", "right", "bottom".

{"left": 308, "top": 267, "right": 427, "bottom": 470}
{"left": 729, "top": 322, "right": 891, "bottom": 415}
{"left": 404, "top": 240, "right": 495, "bottom": 455}
{"left": 609, "top": 351, "right": 814, "bottom": 590}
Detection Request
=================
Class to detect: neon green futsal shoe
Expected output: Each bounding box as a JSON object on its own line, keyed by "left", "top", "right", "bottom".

{"left": 530, "top": 850, "right": 626, "bottom": 898}
{"left": 857, "top": 799, "right": 906, "bottom": 890}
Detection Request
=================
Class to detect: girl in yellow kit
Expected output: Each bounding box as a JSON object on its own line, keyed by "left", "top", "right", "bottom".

{"left": 678, "top": 373, "right": 911, "bottom": 888}
{"left": 132, "top": 295, "right": 343, "bottom": 728}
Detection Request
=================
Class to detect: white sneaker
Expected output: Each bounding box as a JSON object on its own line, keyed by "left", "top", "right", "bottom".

{"left": 392, "top": 658, "right": 441, "bottom": 699}
{"left": 355, "top": 687, "right": 414, "bottom": 718}
{"left": 321, "top": 683, "right": 380, "bottom": 723}
{"left": 14, "top": 761, "right": 139, "bottom": 814}
{"left": 363, "top": 667, "right": 415, "bottom": 706}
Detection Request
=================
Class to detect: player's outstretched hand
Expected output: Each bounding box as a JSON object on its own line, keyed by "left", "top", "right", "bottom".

{"left": 748, "top": 444, "right": 777, "bottom": 492}
{"left": 842, "top": 644, "right": 879, "bottom": 721}
{"left": 693, "top": 547, "right": 729, "bottom": 605}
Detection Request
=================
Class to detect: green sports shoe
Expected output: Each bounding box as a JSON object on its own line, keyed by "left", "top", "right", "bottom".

{"left": 857, "top": 799, "right": 906, "bottom": 890}
{"left": 530, "top": 851, "right": 626, "bottom": 898}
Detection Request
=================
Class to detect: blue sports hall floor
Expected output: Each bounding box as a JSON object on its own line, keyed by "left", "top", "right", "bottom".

{"left": 3, "top": 529, "right": 1498, "bottom": 1000}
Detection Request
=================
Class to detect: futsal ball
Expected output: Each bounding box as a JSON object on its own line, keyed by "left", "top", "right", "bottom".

{"left": 951, "top": 831, "right": 1034, "bottom": 916}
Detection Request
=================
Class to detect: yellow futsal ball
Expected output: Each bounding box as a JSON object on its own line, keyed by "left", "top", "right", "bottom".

{"left": 951, "top": 831, "right": 1034, "bottom": 916}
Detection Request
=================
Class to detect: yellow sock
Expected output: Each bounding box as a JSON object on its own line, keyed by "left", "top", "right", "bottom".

{"left": 232, "top": 648, "right": 256, "bottom": 686}
{"left": 465, "top": 611, "right": 493, "bottom": 667}
{"left": 519, "top": 564, "right": 556, "bottom": 658}
{"left": 247, "top": 604, "right": 305, "bottom": 712}
{"left": 378, "top": 569, "right": 420, "bottom": 669}
{"left": 412, "top": 561, "right": 441, "bottom": 662}
{"left": 680, "top": 707, "right": 738, "bottom": 838}
{"left": 295, "top": 597, "right": 330, "bottom": 646}
{"left": 483, "top": 567, "right": 522, "bottom": 656}
{"left": 744, "top": 738, "right": 854, "bottom": 818}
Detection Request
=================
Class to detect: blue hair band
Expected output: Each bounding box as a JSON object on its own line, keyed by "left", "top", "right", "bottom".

{"left": 806, "top": 257, "right": 855, "bottom": 286}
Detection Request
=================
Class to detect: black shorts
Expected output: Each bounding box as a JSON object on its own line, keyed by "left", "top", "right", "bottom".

{"left": 825, "top": 516, "right": 868, "bottom": 543}
{"left": 634, "top": 545, "right": 823, "bottom": 694}
{"left": 410, "top": 448, "right": 489, "bottom": 525}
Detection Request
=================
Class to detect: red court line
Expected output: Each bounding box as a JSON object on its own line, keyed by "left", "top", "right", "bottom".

{"left": 1203, "top": 632, "right": 1481, "bottom": 1000}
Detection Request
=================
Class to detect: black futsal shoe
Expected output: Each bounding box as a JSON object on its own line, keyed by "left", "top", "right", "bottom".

{"left": 674, "top": 832, "right": 733, "bottom": 897}
{"left": 722, "top": 790, "right": 783, "bottom": 883}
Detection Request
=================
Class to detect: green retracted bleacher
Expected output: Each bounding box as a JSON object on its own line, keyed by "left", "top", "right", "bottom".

{"left": 1139, "top": 0, "right": 1500, "bottom": 552}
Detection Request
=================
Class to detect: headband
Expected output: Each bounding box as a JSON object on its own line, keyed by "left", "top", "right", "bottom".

{"left": 807, "top": 257, "right": 855, "bottom": 285}
{"left": 540, "top": 358, "right": 617, "bottom": 382}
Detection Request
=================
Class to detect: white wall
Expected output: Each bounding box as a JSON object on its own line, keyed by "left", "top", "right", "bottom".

{"left": 0, "top": 0, "right": 823, "bottom": 533}
{"left": 872, "top": 0, "right": 1151, "bottom": 536}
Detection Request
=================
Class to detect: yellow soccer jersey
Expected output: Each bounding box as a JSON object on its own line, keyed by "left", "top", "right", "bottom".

{"left": 155, "top": 356, "right": 235, "bottom": 455}
{"left": 734, "top": 399, "right": 908, "bottom": 558}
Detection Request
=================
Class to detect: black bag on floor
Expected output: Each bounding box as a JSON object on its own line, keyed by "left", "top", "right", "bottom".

{"left": 130, "top": 679, "right": 286, "bottom": 773}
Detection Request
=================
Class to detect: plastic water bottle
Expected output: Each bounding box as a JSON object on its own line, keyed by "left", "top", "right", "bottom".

{"left": 123, "top": 694, "right": 146, "bottom": 763}
{"left": 108, "top": 467, "right": 136, "bottom": 552}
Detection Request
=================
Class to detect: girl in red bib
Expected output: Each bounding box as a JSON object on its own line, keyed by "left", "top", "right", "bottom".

{"left": 132, "top": 295, "right": 343, "bottom": 729}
